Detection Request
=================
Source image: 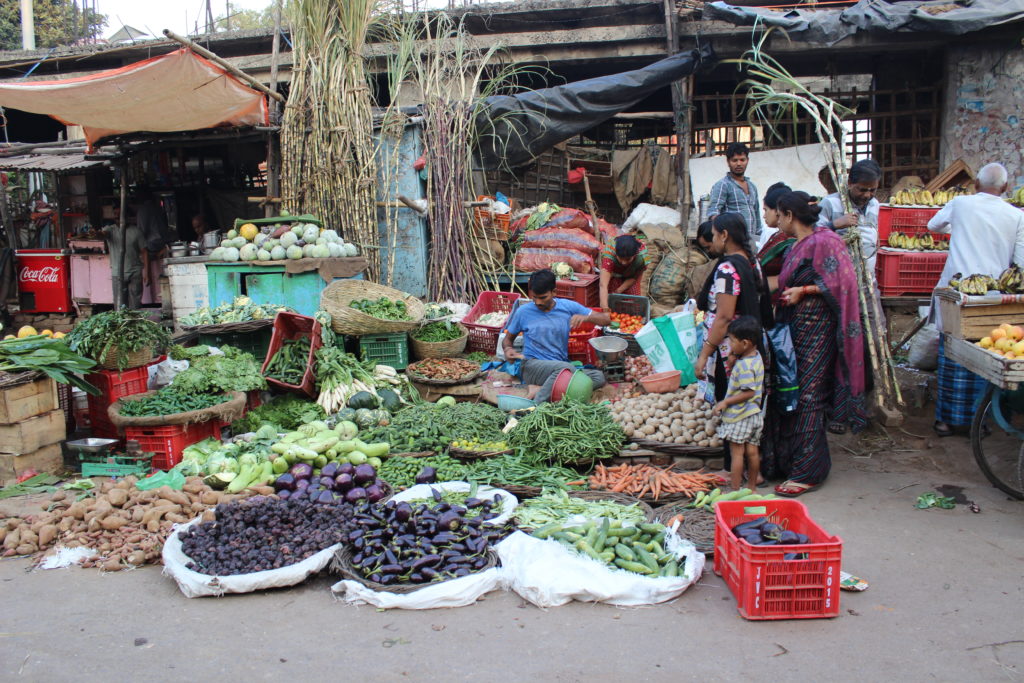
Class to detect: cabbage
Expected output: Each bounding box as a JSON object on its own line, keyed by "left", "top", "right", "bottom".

{"left": 280, "top": 231, "right": 298, "bottom": 248}
{"left": 239, "top": 243, "right": 259, "bottom": 261}
{"left": 210, "top": 246, "right": 226, "bottom": 261}
{"left": 226, "top": 229, "right": 239, "bottom": 240}
{"left": 315, "top": 237, "right": 327, "bottom": 246}
{"left": 291, "top": 224, "right": 305, "bottom": 236}
{"left": 253, "top": 233, "right": 268, "bottom": 248}
{"left": 223, "top": 247, "right": 240, "bottom": 262}
{"left": 257, "top": 248, "right": 272, "bottom": 261}
{"left": 313, "top": 244, "right": 331, "bottom": 258}
{"left": 327, "top": 243, "right": 344, "bottom": 258}
{"left": 232, "top": 236, "right": 249, "bottom": 249}
{"left": 286, "top": 245, "right": 303, "bottom": 260}
{"left": 255, "top": 424, "right": 279, "bottom": 440}
{"left": 321, "top": 229, "right": 340, "bottom": 243}
{"left": 302, "top": 243, "right": 317, "bottom": 258}
{"left": 341, "top": 242, "right": 358, "bottom": 257}
{"left": 220, "top": 238, "right": 233, "bottom": 248}
{"left": 302, "top": 225, "right": 320, "bottom": 243}
{"left": 270, "top": 245, "right": 286, "bottom": 260}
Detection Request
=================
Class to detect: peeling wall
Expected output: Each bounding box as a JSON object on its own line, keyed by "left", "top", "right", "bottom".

{"left": 942, "top": 42, "right": 1024, "bottom": 187}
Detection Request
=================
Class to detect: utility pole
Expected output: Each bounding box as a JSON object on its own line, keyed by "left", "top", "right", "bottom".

{"left": 205, "top": 0, "right": 214, "bottom": 34}
{"left": 225, "top": 1, "right": 231, "bottom": 31}
{"left": 20, "top": 0, "right": 35, "bottom": 51}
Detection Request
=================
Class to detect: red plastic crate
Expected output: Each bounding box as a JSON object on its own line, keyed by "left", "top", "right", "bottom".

{"left": 568, "top": 308, "right": 602, "bottom": 365}
{"left": 85, "top": 361, "right": 158, "bottom": 439}
{"left": 876, "top": 248, "right": 947, "bottom": 296}
{"left": 877, "top": 205, "right": 942, "bottom": 245}
{"left": 125, "top": 421, "right": 222, "bottom": 471}
{"left": 462, "top": 291, "right": 522, "bottom": 354}
{"left": 554, "top": 274, "right": 600, "bottom": 308}
{"left": 714, "top": 499, "right": 843, "bottom": 620}
{"left": 472, "top": 195, "right": 512, "bottom": 240}
{"left": 262, "top": 312, "right": 322, "bottom": 398}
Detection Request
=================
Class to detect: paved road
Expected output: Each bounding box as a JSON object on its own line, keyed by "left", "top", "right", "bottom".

{"left": 1, "top": 425, "right": 1021, "bottom": 682}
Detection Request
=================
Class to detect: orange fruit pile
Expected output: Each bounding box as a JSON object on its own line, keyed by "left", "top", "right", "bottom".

{"left": 610, "top": 312, "right": 644, "bottom": 335}
{"left": 977, "top": 323, "right": 1024, "bottom": 358}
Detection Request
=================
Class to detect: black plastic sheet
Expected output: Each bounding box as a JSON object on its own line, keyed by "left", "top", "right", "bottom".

{"left": 474, "top": 44, "right": 716, "bottom": 170}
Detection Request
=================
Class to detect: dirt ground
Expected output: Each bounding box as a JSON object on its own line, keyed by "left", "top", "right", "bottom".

{"left": 1, "top": 410, "right": 1021, "bottom": 681}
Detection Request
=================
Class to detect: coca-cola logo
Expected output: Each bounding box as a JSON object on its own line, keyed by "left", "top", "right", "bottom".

{"left": 20, "top": 266, "right": 61, "bottom": 283}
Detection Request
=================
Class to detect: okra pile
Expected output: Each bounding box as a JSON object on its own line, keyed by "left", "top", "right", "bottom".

{"left": 532, "top": 520, "right": 683, "bottom": 578}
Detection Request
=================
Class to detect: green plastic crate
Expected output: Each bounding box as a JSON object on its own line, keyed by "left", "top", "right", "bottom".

{"left": 358, "top": 332, "right": 409, "bottom": 370}
{"left": 197, "top": 327, "right": 273, "bottom": 361}
{"left": 79, "top": 452, "right": 153, "bottom": 478}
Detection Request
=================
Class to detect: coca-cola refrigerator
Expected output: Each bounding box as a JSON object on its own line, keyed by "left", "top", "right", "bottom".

{"left": 17, "top": 249, "right": 72, "bottom": 313}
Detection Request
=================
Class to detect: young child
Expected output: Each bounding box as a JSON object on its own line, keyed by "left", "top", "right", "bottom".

{"left": 712, "top": 315, "right": 765, "bottom": 491}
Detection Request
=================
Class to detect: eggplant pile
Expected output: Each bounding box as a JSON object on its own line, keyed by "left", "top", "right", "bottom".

{"left": 179, "top": 496, "right": 355, "bottom": 575}
{"left": 731, "top": 517, "right": 811, "bottom": 560}
{"left": 346, "top": 498, "right": 511, "bottom": 586}
{"left": 274, "top": 461, "right": 388, "bottom": 504}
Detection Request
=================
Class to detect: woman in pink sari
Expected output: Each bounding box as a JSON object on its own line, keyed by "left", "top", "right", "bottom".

{"left": 772, "top": 192, "right": 868, "bottom": 496}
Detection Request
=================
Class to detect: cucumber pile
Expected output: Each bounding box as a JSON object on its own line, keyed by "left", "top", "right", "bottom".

{"left": 532, "top": 520, "right": 683, "bottom": 578}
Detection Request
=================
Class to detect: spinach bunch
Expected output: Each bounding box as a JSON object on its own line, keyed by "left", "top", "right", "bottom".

{"left": 67, "top": 310, "right": 170, "bottom": 371}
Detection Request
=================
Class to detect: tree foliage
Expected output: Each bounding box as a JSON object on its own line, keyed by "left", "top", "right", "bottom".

{"left": 214, "top": 3, "right": 275, "bottom": 31}
{"left": 0, "top": 0, "right": 107, "bottom": 51}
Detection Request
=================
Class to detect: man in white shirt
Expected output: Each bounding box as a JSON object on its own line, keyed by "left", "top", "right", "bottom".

{"left": 929, "top": 162, "right": 1024, "bottom": 437}
{"left": 817, "top": 159, "right": 882, "bottom": 273}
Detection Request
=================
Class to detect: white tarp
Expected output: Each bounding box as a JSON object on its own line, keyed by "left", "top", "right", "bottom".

{"left": 0, "top": 49, "right": 267, "bottom": 146}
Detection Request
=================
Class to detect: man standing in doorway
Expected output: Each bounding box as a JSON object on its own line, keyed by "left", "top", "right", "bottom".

{"left": 707, "top": 142, "right": 761, "bottom": 242}
{"left": 102, "top": 208, "right": 149, "bottom": 310}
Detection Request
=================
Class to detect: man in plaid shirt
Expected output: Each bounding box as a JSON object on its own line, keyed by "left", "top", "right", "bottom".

{"left": 707, "top": 142, "right": 761, "bottom": 241}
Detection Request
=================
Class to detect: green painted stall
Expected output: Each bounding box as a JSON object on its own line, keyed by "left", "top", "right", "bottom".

{"left": 205, "top": 262, "right": 364, "bottom": 316}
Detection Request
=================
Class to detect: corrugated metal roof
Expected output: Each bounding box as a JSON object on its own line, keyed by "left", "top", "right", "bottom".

{"left": 0, "top": 153, "right": 106, "bottom": 173}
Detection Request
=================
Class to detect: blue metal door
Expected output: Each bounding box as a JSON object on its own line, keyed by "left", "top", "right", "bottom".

{"left": 376, "top": 122, "right": 428, "bottom": 297}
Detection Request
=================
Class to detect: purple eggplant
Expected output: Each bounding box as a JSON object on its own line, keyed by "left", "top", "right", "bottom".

{"left": 394, "top": 502, "right": 413, "bottom": 523}
{"left": 416, "top": 466, "right": 437, "bottom": 484}
{"left": 277, "top": 489, "right": 291, "bottom": 500}
{"left": 294, "top": 478, "right": 310, "bottom": 492}
{"left": 274, "top": 473, "right": 296, "bottom": 492}
{"left": 321, "top": 462, "right": 339, "bottom": 479}
{"left": 337, "top": 462, "right": 355, "bottom": 477}
{"left": 334, "top": 473, "right": 354, "bottom": 492}
{"left": 345, "top": 487, "right": 368, "bottom": 504}
{"left": 365, "top": 484, "right": 385, "bottom": 503}
{"left": 353, "top": 464, "right": 376, "bottom": 486}
{"left": 289, "top": 463, "right": 314, "bottom": 480}
{"left": 374, "top": 478, "right": 386, "bottom": 490}
{"left": 319, "top": 476, "right": 336, "bottom": 490}
{"left": 317, "top": 490, "right": 334, "bottom": 504}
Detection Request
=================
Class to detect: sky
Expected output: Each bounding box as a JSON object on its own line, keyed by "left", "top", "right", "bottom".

{"left": 94, "top": 0, "right": 273, "bottom": 40}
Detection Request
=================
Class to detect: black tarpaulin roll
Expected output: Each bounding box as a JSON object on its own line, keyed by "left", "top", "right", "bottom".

{"left": 474, "top": 44, "right": 716, "bottom": 170}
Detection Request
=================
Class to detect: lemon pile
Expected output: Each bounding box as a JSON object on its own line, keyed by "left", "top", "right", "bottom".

{"left": 3, "top": 325, "right": 65, "bottom": 340}
{"left": 451, "top": 439, "right": 509, "bottom": 453}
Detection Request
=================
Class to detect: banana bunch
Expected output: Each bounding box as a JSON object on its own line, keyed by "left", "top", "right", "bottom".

{"left": 1009, "top": 187, "right": 1024, "bottom": 208}
{"left": 997, "top": 265, "right": 1024, "bottom": 294}
{"left": 891, "top": 188, "right": 968, "bottom": 207}
{"left": 887, "top": 231, "right": 949, "bottom": 251}
{"left": 953, "top": 273, "right": 999, "bottom": 295}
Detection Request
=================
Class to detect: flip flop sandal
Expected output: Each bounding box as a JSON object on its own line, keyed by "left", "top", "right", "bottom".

{"left": 827, "top": 422, "right": 848, "bottom": 435}
{"left": 933, "top": 421, "right": 954, "bottom": 438}
{"left": 774, "top": 480, "right": 819, "bottom": 497}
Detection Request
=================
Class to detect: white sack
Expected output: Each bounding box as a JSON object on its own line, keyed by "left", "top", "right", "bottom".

{"left": 331, "top": 566, "right": 503, "bottom": 610}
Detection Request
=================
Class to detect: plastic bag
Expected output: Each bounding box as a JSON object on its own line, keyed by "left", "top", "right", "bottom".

{"left": 514, "top": 247, "right": 594, "bottom": 274}
{"left": 622, "top": 203, "right": 682, "bottom": 232}
{"left": 908, "top": 321, "right": 939, "bottom": 371}
{"left": 497, "top": 530, "right": 704, "bottom": 607}
{"left": 636, "top": 312, "right": 697, "bottom": 386}
{"left": 162, "top": 516, "right": 341, "bottom": 598}
{"left": 388, "top": 482, "right": 518, "bottom": 526}
{"left": 331, "top": 567, "right": 503, "bottom": 610}
{"left": 767, "top": 322, "right": 800, "bottom": 413}
{"left": 521, "top": 227, "right": 602, "bottom": 257}
{"left": 149, "top": 357, "right": 189, "bottom": 390}
{"left": 136, "top": 468, "right": 186, "bottom": 490}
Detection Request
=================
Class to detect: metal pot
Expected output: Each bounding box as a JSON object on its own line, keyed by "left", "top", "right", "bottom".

{"left": 169, "top": 242, "right": 188, "bottom": 258}
{"left": 589, "top": 335, "right": 628, "bottom": 364}
{"left": 201, "top": 230, "right": 221, "bottom": 252}
{"left": 188, "top": 242, "right": 201, "bottom": 256}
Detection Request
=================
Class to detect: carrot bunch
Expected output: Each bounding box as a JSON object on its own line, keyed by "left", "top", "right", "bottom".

{"left": 610, "top": 312, "right": 644, "bottom": 335}
{"left": 589, "top": 463, "right": 723, "bottom": 501}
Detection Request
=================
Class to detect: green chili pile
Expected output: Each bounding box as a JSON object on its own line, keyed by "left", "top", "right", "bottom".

{"left": 361, "top": 402, "right": 506, "bottom": 454}
{"left": 264, "top": 337, "right": 311, "bottom": 384}
{"left": 508, "top": 401, "right": 625, "bottom": 467}
{"left": 118, "top": 387, "right": 230, "bottom": 417}
{"left": 466, "top": 454, "right": 587, "bottom": 490}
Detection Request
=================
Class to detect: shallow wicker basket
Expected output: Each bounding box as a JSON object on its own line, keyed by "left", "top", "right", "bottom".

{"left": 496, "top": 484, "right": 543, "bottom": 499}
{"left": 332, "top": 545, "right": 498, "bottom": 595}
{"left": 409, "top": 325, "right": 469, "bottom": 360}
{"left": 652, "top": 503, "right": 716, "bottom": 556}
{"left": 320, "top": 280, "right": 425, "bottom": 335}
{"left": 567, "top": 490, "right": 656, "bottom": 521}
{"left": 98, "top": 345, "right": 153, "bottom": 371}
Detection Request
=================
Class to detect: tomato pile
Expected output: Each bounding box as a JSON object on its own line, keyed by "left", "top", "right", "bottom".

{"left": 609, "top": 312, "right": 644, "bottom": 335}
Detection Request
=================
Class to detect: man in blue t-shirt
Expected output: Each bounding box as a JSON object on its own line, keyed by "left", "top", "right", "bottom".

{"left": 502, "top": 269, "right": 611, "bottom": 403}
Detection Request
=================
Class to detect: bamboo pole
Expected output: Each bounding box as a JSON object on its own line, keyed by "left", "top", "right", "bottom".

{"left": 161, "top": 29, "right": 285, "bottom": 103}
{"left": 264, "top": 0, "right": 283, "bottom": 217}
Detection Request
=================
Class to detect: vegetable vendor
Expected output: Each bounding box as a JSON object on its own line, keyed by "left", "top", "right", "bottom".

{"left": 503, "top": 269, "right": 611, "bottom": 403}
{"left": 599, "top": 235, "right": 647, "bottom": 309}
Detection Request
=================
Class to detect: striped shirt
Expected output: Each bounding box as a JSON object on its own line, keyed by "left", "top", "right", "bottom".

{"left": 723, "top": 352, "right": 764, "bottom": 423}
{"left": 816, "top": 193, "right": 880, "bottom": 271}
{"left": 708, "top": 174, "right": 761, "bottom": 239}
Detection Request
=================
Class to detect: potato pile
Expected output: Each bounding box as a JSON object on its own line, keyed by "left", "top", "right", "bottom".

{"left": 610, "top": 385, "right": 723, "bottom": 448}
{"left": 0, "top": 476, "right": 268, "bottom": 571}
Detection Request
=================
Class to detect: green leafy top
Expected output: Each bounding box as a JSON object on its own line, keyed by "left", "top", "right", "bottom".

{"left": 229, "top": 394, "right": 325, "bottom": 434}
{"left": 67, "top": 310, "right": 170, "bottom": 371}
{"left": 169, "top": 346, "right": 266, "bottom": 394}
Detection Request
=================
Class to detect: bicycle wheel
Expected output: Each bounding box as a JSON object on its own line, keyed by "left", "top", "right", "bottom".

{"left": 971, "top": 384, "right": 1024, "bottom": 500}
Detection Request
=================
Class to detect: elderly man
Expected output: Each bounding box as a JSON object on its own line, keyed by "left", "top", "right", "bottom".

{"left": 817, "top": 159, "right": 882, "bottom": 274}
{"left": 929, "top": 162, "right": 1024, "bottom": 437}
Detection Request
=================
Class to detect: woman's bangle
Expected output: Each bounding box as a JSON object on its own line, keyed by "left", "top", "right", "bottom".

{"left": 703, "top": 340, "right": 715, "bottom": 349}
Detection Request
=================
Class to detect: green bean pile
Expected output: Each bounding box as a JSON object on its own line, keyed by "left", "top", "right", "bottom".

{"left": 466, "top": 454, "right": 587, "bottom": 490}
{"left": 361, "top": 403, "right": 507, "bottom": 454}
{"left": 119, "top": 387, "right": 229, "bottom": 417}
{"left": 264, "top": 337, "right": 311, "bottom": 384}
{"left": 508, "top": 401, "right": 625, "bottom": 467}
{"left": 515, "top": 489, "right": 647, "bottom": 529}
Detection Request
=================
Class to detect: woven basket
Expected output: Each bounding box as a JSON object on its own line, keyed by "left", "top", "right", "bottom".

{"left": 98, "top": 345, "right": 153, "bottom": 371}
{"left": 653, "top": 503, "right": 716, "bottom": 556}
{"left": 567, "top": 490, "right": 655, "bottom": 521}
{"left": 409, "top": 325, "right": 469, "bottom": 360}
{"left": 630, "top": 438, "right": 722, "bottom": 457}
{"left": 181, "top": 319, "right": 274, "bottom": 335}
{"left": 332, "top": 545, "right": 498, "bottom": 594}
{"left": 496, "top": 484, "right": 543, "bottom": 499}
{"left": 448, "top": 446, "right": 512, "bottom": 461}
{"left": 320, "top": 280, "right": 425, "bottom": 335}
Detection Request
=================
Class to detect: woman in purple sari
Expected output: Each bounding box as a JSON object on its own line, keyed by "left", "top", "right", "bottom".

{"left": 772, "top": 192, "right": 868, "bottom": 496}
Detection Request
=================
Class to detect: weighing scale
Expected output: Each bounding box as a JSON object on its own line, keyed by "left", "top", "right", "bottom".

{"left": 66, "top": 438, "right": 153, "bottom": 478}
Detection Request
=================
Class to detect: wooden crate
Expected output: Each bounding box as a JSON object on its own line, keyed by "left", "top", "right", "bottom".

{"left": 0, "top": 409, "right": 66, "bottom": 455}
{"left": 0, "top": 443, "right": 63, "bottom": 484}
{"left": 0, "top": 375, "right": 57, "bottom": 424}
{"left": 943, "top": 334, "right": 1024, "bottom": 390}
{"left": 936, "top": 288, "right": 1024, "bottom": 341}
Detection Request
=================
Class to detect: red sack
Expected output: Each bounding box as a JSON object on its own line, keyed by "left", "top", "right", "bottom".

{"left": 541, "top": 208, "right": 592, "bottom": 234}
{"left": 521, "top": 227, "right": 602, "bottom": 257}
{"left": 594, "top": 218, "right": 621, "bottom": 244}
{"left": 515, "top": 248, "right": 595, "bottom": 274}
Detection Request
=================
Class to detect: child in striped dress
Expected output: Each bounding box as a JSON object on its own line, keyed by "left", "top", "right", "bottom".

{"left": 712, "top": 316, "right": 765, "bottom": 490}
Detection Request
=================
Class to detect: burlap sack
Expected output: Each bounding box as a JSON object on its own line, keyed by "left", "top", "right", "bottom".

{"left": 109, "top": 390, "right": 246, "bottom": 428}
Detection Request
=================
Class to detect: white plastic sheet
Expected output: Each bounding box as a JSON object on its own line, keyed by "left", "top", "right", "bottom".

{"left": 496, "top": 530, "right": 704, "bottom": 607}
{"left": 388, "top": 482, "right": 518, "bottom": 526}
{"left": 161, "top": 517, "right": 340, "bottom": 598}
{"left": 331, "top": 567, "right": 503, "bottom": 610}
